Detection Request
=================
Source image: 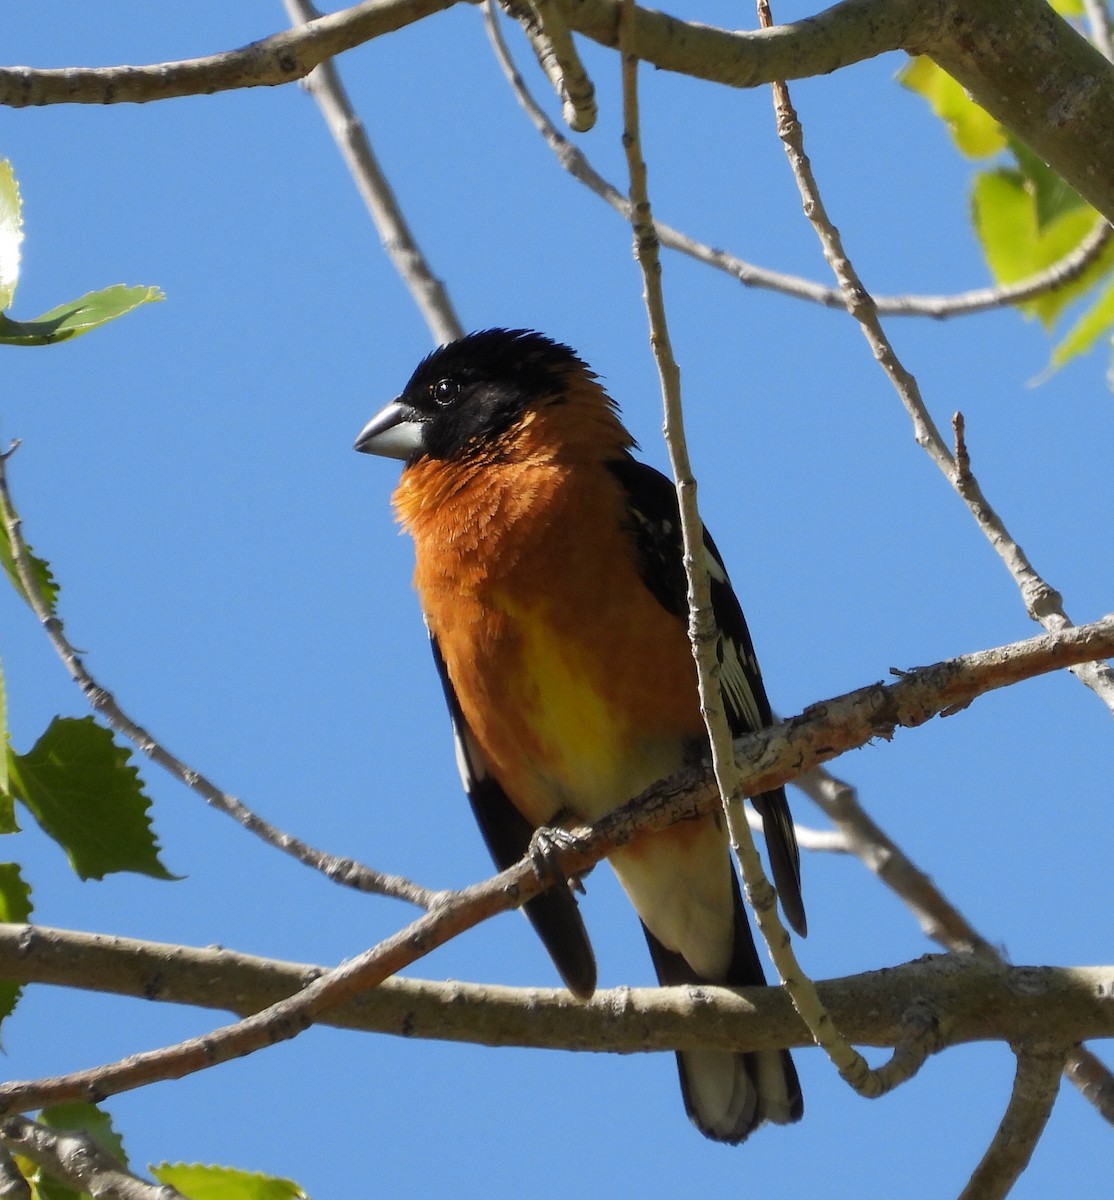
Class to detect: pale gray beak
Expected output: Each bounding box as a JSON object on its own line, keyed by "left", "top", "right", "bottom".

{"left": 354, "top": 400, "right": 427, "bottom": 460}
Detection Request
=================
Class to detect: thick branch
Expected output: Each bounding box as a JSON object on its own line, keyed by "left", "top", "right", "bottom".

{"left": 7, "top": 1, "right": 1114, "bottom": 223}
{"left": 0, "top": 925, "right": 1110, "bottom": 1056}
{"left": 930, "top": 0, "right": 1114, "bottom": 226}
{"left": 958, "top": 1046, "right": 1069, "bottom": 1200}
{"left": 0, "top": 0, "right": 932, "bottom": 108}
{"left": 0, "top": 1115, "right": 183, "bottom": 1200}
{"left": 0, "top": 0, "right": 457, "bottom": 106}
{"left": 0, "top": 613, "right": 1109, "bottom": 1113}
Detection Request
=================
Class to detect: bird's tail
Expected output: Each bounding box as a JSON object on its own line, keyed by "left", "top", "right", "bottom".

{"left": 642, "top": 870, "right": 802, "bottom": 1143}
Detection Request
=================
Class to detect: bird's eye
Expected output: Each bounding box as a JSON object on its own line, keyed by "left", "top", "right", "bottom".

{"left": 431, "top": 378, "right": 458, "bottom": 407}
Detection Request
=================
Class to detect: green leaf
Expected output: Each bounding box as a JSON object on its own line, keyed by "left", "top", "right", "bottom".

{"left": 899, "top": 57, "right": 1006, "bottom": 159}
{"left": 0, "top": 862, "right": 33, "bottom": 1023}
{"left": 0, "top": 862, "right": 32, "bottom": 923}
{"left": 0, "top": 659, "right": 16, "bottom": 833}
{"left": 0, "top": 160, "right": 22, "bottom": 312}
{"left": 39, "top": 1103, "right": 128, "bottom": 1166}
{"left": 1008, "top": 136, "right": 1087, "bottom": 229}
{"left": 1047, "top": 275, "right": 1114, "bottom": 373}
{"left": 0, "top": 655, "right": 8, "bottom": 799}
{"left": 7, "top": 716, "right": 174, "bottom": 881}
{"left": 1050, "top": 0, "right": 1083, "bottom": 16}
{"left": 0, "top": 508, "right": 60, "bottom": 616}
{"left": 21, "top": 1104, "right": 128, "bottom": 1200}
{"left": 0, "top": 284, "right": 163, "bottom": 347}
{"left": 27, "top": 1170, "right": 86, "bottom": 1200}
{"left": 152, "top": 1164, "right": 308, "bottom": 1200}
{"left": 972, "top": 168, "right": 1102, "bottom": 327}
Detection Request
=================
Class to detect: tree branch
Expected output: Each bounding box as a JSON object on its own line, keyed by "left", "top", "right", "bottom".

{"left": 486, "top": 10, "right": 1114, "bottom": 322}
{"left": 0, "top": 924, "right": 1110, "bottom": 1056}
{"left": 282, "top": 0, "right": 464, "bottom": 346}
{"left": 0, "top": 442, "right": 440, "bottom": 910}
{"left": 0, "top": 1115, "right": 184, "bottom": 1200}
{"left": 7, "top": 0, "right": 1114, "bottom": 223}
{"left": 0, "top": 606, "right": 1109, "bottom": 1113}
{"left": 958, "top": 1045, "right": 1069, "bottom": 1200}
{"left": 0, "top": 0, "right": 458, "bottom": 107}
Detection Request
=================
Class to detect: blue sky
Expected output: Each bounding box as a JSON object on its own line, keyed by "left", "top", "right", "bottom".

{"left": 3, "top": 3, "right": 1112, "bottom": 1197}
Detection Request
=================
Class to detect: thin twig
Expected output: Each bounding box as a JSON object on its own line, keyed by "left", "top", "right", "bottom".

{"left": 0, "top": 1115, "right": 184, "bottom": 1200}
{"left": 793, "top": 766, "right": 999, "bottom": 956}
{"left": 745, "top": 805, "right": 849, "bottom": 853}
{"left": 483, "top": 6, "right": 1112, "bottom": 321}
{"left": 1064, "top": 1045, "right": 1114, "bottom": 1125}
{"left": 756, "top": 2, "right": 1114, "bottom": 718}
{"left": 958, "top": 1045, "right": 1069, "bottom": 1200}
{"left": 283, "top": 0, "right": 463, "bottom": 345}
{"left": 620, "top": 0, "right": 915, "bottom": 1102}
{"left": 1083, "top": 0, "right": 1114, "bottom": 63}
{"left": 793, "top": 763, "right": 1114, "bottom": 1123}
{"left": 503, "top": 0, "right": 597, "bottom": 131}
{"left": 0, "top": 1151, "right": 30, "bottom": 1200}
{"left": 760, "top": 0, "right": 1114, "bottom": 1128}
{"left": 1, "top": 601, "right": 1111, "bottom": 1113}
{"left": 0, "top": 442, "right": 439, "bottom": 910}
{"left": 952, "top": 414, "right": 1114, "bottom": 710}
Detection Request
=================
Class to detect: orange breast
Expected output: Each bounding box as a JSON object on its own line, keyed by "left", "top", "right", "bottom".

{"left": 395, "top": 453, "right": 704, "bottom": 828}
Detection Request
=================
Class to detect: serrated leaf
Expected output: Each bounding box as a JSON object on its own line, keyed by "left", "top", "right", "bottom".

{"left": 1046, "top": 275, "right": 1114, "bottom": 373}
{"left": 7, "top": 716, "right": 174, "bottom": 881}
{"left": 899, "top": 57, "right": 1006, "bottom": 158}
{"left": 21, "top": 1104, "right": 127, "bottom": 1200}
{"left": 0, "top": 160, "right": 22, "bottom": 312}
{"left": 0, "top": 284, "right": 163, "bottom": 347}
{"left": 39, "top": 1103, "right": 128, "bottom": 1166}
{"left": 0, "top": 655, "right": 8, "bottom": 799}
{"left": 972, "top": 168, "right": 1103, "bottom": 327}
{"left": 0, "top": 862, "right": 33, "bottom": 1023}
{"left": 152, "top": 1163, "right": 307, "bottom": 1200}
{"left": 0, "top": 657, "right": 17, "bottom": 833}
{"left": 0, "top": 506, "right": 60, "bottom": 616}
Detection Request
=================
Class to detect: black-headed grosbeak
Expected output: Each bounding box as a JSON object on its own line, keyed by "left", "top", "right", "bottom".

{"left": 355, "top": 329, "right": 805, "bottom": 1143}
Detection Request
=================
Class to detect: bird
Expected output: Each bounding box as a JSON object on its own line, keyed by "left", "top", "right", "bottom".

{"left": 354, "top": 328, "right": 804, "bottom": 1143}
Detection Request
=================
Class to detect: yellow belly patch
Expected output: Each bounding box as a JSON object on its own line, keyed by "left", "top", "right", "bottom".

{"left": 499, "top": 594, "right": 625, "bottom": 808}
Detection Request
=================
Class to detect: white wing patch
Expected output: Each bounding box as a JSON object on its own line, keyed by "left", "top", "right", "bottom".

{"left": 705, "top": 548, "right": 764, "bottom": 733}
{"left": 451, "top": 718, "right": 490, "bottom": 792}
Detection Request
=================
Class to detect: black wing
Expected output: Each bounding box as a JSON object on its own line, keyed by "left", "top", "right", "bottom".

{"left": 428, "top": 633, "right": 598, "bottom": 998}
{"left": 606, "top": 457, "right": 806, "bottom": 936}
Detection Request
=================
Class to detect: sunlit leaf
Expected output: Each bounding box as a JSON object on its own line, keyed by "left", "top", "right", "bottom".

{"left": 0, "top": 862, "right": 32, "bottom": 1023}
{"left": 972, "top": 168, "right": 1102, "bottom": 327}
{"left": 7, "top": 716, "right": 175, "bottom": 881}
{"left": 0, "top": 160, "right": 22, "bottom": 312}
{"left": 0, "top": 655, "right": 8, "bottom": 800}
{"left": 39, "top": 1103, "right": 128, "bottom": 1165}
{"left": 152, "top": 1163, "right": 308, "bottom": 1200}
{"left": 24, "top": 1104, "right": 128, "bottom": 1200}
{"left": 1009, "top": 136, "right": 1088, "bottom": 229}
{"left": 899, "top": 58, "right": 1006, "bottom": 158}
{"left": 1046, "top": 275, "right": 1114, "bottom": 373}
{"left": 0, "top": 284, "right": 163, "bottom": 346}
{"left": 0, "top": 500, "right": 60, "bottom": 616}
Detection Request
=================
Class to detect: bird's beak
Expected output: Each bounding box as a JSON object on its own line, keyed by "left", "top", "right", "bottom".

{"left": 353, "top": 400, "right": 427, "bottom": 460}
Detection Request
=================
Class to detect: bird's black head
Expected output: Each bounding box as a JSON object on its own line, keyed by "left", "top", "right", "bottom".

{"left": 354, "top": 329, "right": 595, "bottom": 463}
